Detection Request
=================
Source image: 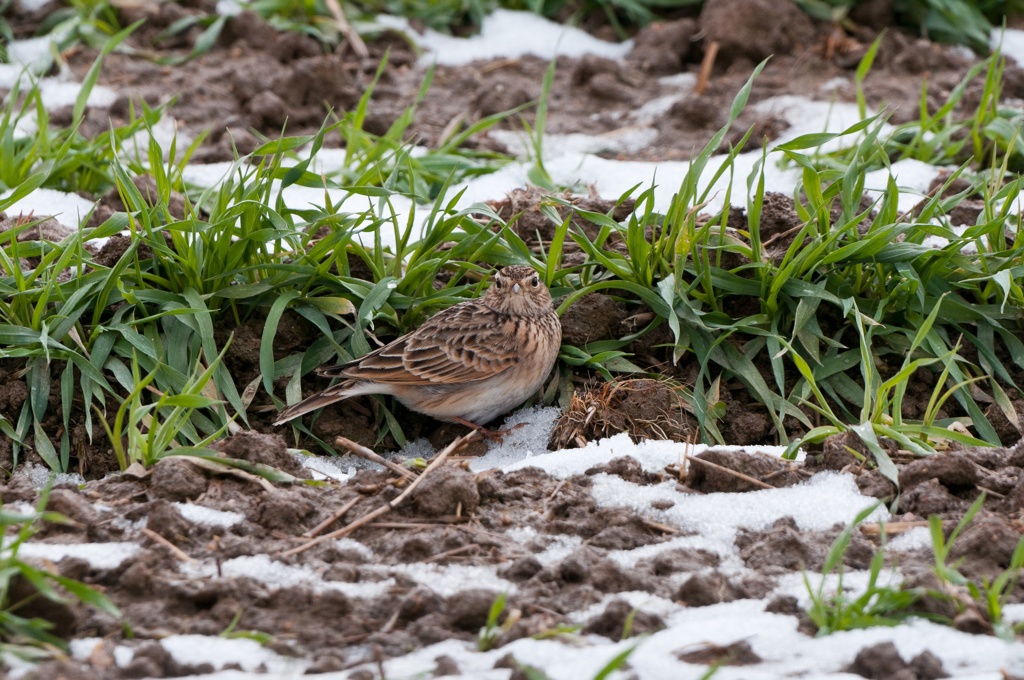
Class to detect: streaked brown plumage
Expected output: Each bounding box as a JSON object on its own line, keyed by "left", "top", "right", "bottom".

{"left": 273, "top": 266, "right": 562, "bottom": 427}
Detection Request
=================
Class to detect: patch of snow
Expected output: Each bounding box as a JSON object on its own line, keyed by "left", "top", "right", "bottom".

{"left": 471, "top": 405, "right": 561, "bottom": 471}
{"left": 16, "top": 0, "right": 55, "bottom": 10}
{"left": 864, "top": 158, "right": 943, "bottom": 214}
{"left": 380, "top": 563, "right": 518, "bottom": 597}
{"left": 354, "top": 600, "right": 1022, "bottom": 680}
{"left": 69, "top": 638, "right": 133, "bottom": 668}
{"left": 213, "top": 554, "right": 395, "bottom": 598}
{"left": 820, "top": 76, "right": 851, "bottom": 93}
{"left": 491, "top": 127, "right": 660, "bottom": 158}
{"left": 37, "top": 80, "right": 119, "bottom": 111}
{"left": 886, "top": 526, "right": 934, "bottom": 552}
{"left": 13, "top": 461, "right": 86, "bottom": 489}
{"left": 590, "top": 472, "right": 885, "bottom": 563}
{"left": 295, "top": 452, "right": 353, "bottom": 482}
{"left": 181, "top": 160, "right": 237, "bottom": 188}
{"left": 1005, "top": 603, "right": 1024, "bottom": 623}
{"left": 2, "top": 188, "right": 97, "bottom": 231}
{"left": 375, "top": 9, "right": 632, "bottom": 66}
{"left": 334, "top": 537, "right": 375, "bottom": 561}
{"left": 130, "top": 115, "right": 189, "bottom": 159}
{"left": 503, "top": 526, "right": 583, "bottom": 565}
{"left": 174, "top": 503, "right": 244, "bottom": 527}
{"left": 17, "top": 542, "right": 141, "bottom": 569}
{"left": 215, "top": 0, "right": 244, "bottom": 16}
{"left": 161, "top": 635, "right": 308, "bottom": 674}
{"left": 750, "top": 97, "right": 889, "bottom": 153}
{"left": 994, "top": 28, "right": 1024, "bottom": 66}
{"left": 5, "top": 37, "right": 53, "bottom": 73}
{"left": 499, "top": 434, "right": 794, "bottom": 477}
{"left": 633, "top": 94, "right": 685, "bottom": 123}
{"left": 397, "top": 437, "right": 438, "bottom": 462}
{"left": 568, "top": 591, "right": 683, "bottom": 625}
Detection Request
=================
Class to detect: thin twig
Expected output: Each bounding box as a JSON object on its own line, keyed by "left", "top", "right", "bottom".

{"left": 324, "top": 0, "right": 368, "bottom": 59}
{"left": 304, "top": 496, "right": 361, "bottom": 538}
{"left": 142, "top": 528, "right": 195, "bottom": 563}
{"left": 861, "top": 520, "right": 933, "bottom": 536}
{"left": 282, "top": 431, "right": 478, "bottom": 557}
{"left": 379, "top": 608, "right": 402, "bottom": 634}
{"left": 541, "top": 479, "right": 567, "bottom": 512}
{"left": 424, "top": 543, "right": 480, "bottom": 563}
{"left": 976, "top": 485, "right": 1006, "bottom": 499}
{"left": 694, "top": 40, "right": 719, "bottom": 95}
{"left": 370, "top": 518, "right": 470, "bottom": 528}
{"left": 640, "top": 518, "right": 679, "bottom": 535}
{"left": 686, "top": 455, "right": 775, "bottom": 490}
{"left": 335, "top": 436, "right": 417, "bottom": 480}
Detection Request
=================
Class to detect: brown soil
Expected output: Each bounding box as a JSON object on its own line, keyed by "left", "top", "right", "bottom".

{"left": 2, "top": 0, "right": 1018, "bottom": 478}
{"left": 5, "top": 433, "right": 1024, "bottom": 677}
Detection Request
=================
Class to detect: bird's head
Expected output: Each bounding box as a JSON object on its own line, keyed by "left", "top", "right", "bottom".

{"left": 484, "top": 265, "right": 553, "bottom": 316}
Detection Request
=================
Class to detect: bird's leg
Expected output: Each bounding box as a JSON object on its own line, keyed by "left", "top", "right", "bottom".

{"left": 451, "top": 416, "right": 527, "bottom": 442}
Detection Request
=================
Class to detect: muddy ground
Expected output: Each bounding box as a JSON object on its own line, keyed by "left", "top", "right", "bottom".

{"left": 4, "top": 430, "right": 1024, "bottom": 678}
{"left": 4, "top": 0, "right": 1024, "bottom": 676}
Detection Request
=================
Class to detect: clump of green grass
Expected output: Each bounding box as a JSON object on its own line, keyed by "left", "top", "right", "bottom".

{"left": 787, "top": 1, "right": 1022, "bottom": 53}
{"left": 806, "top": 495, "right": 1024, "bottom": 639}
{"left": 804, "top": 504, "right": 921, "bottom": 634}
{"left": 4, "top": 20, "right": 1024, "bottom": 476}
{"left": 928, "top": 494, "right": 1024, "bottom": 640}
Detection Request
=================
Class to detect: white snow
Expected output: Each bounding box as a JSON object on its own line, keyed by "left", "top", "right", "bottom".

{"left": 886, "top": 526, "right": 934, "bottom": 552}
{"left": 161, "top": 635, "right": 307, "bottom": 674}
{"left": 864, "top": 159, "right": 943, "bottom": 215}
{"left": 14, "top": 461, "right": 87, "bottom": 488}
{"left": 330, "top": 608, "right": 1024, "bottom": 680}
{"left": 174, "top": 503, "right": 245, "bottom": 527}
{"left": 2, "top": 187, "right": 97, "bottom": 231}
{"left": 1, "top": 34, "right": 117, "bottom": 119}
{"left": 211, "top": 554, "right": 395, "bottom": 599}
{"left": 378, "top": 563, "right": 518, "bottom": 597}
{"left": 295, "top": 451, "right": 354, "bottom": 482}
{"left": 994, "top": 28, "right": 1024, "bottom": 66}
{"left": 471, "top": 405, "right": 561, "bottom": 471}
{"left": 37, "top": 79, "right": 118, "bottom": 111}
{"left": 16, "top": 542, "right": 141, "bottom": 569}
{"left": 375, "top": 9, "right": 632, "bottom": 66}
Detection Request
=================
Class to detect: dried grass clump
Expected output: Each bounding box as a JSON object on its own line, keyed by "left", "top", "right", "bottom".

{"left": 549, "top": 379, "right": 694, "bottom": 450}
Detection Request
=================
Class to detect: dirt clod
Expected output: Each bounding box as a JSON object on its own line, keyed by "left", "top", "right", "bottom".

{"left": 677, "top": 571, "right": 770, "bottom": 606}
{"left": 628, "top": 19, "right": 698, "bottom": 73}
{"left": 150, "top": 457, "right": 208, "bottom": 501}
{"left": 699, "top": 0, "right": 817, "bottom": 65}
{"left": 677, "top": 640, "right": 762, "bottom": 666}
{"left": 898, "top": 453, "right": 978, "bottom": 491}
{"left": 412, "top": 465, "right": 480, "bottom": 516}
{"left": 686, "top": 449, "right": 803, "bottom": 493}
{"left": 847, "top": 641, "right": 950, "bottom": 679}
{"left": 446, "top": 589, "right": 501, "bottom": 631}
{"left": 583, "top": 599, "right": 665, "bottom": 640}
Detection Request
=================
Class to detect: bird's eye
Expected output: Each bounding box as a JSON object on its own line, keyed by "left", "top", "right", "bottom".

{"left": 531, "top": 276, "right": 540, "bottom": 288}
{"left": 494, "top": 278, "right": 502, "bottom": 290}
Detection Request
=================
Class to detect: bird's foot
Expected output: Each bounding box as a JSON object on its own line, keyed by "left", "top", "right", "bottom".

{"left": 451, "top": 417, "right": 528, "bottom": 443}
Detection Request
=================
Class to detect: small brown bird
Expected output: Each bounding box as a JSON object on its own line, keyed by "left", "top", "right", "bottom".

{"left": 273, "top": 266, "right": 562, "bottom": 429}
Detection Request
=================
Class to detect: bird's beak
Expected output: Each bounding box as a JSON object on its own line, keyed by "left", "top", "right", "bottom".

{"left": 513, "top": 283, "right": 521, "bottom": 293}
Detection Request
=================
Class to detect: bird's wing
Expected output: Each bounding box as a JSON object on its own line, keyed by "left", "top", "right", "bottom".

{"left": 319, "top": 301, "right": 518, "bottom": 385}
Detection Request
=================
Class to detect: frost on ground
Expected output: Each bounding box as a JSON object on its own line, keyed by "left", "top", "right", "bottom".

{"left": 6, "top": 407, "right": 1024, "bottom": 679}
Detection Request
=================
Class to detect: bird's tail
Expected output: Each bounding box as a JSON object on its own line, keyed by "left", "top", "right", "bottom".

{"left": 272, "top": 382, "right": 357, "bottom": 426}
